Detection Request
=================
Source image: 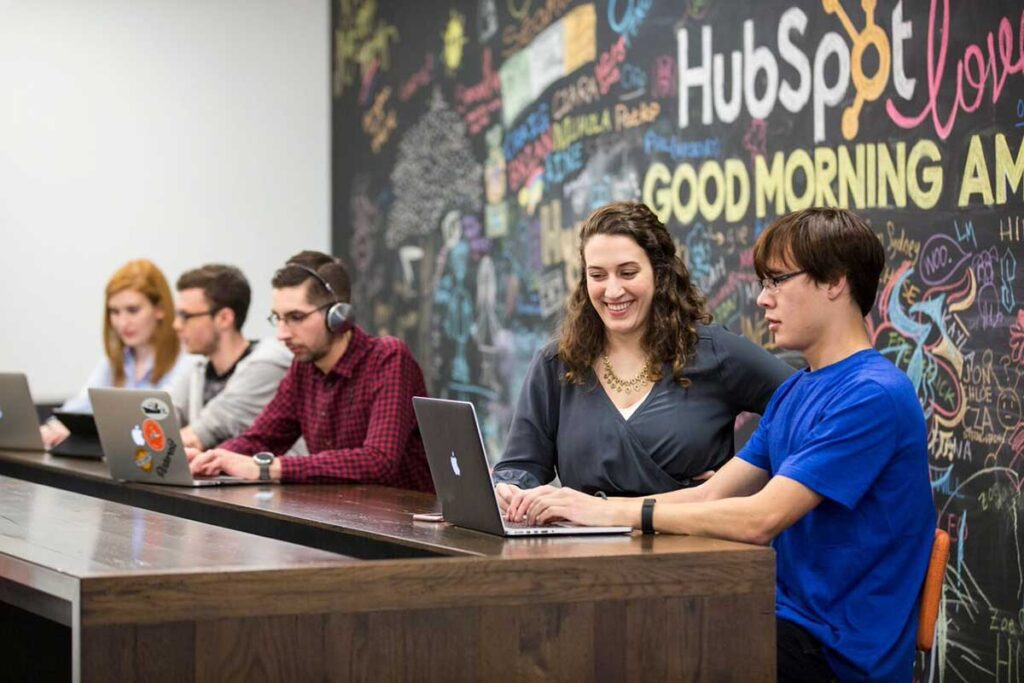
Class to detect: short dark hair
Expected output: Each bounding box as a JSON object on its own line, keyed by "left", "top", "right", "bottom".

{"left": 753, "top": 208, "right": 884, "bottom": 316}
{"left": 176, "top": 264, "right": 251, "bottom": 330}
{"left": 272, "top": 250, "right": 351, "bottom": 307}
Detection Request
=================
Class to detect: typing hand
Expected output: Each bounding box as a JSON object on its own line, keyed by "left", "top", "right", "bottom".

{"left": 524, "top": 487, "right": 632, "bottom": 528}
{"left": 189, "top": 448, "right": 260, "bottom": 480}
{"left": 502, "top": 484, "right": 559, "bottom": 524}
{"left": 494, "top": 483, "right": 521, "bottom": 512}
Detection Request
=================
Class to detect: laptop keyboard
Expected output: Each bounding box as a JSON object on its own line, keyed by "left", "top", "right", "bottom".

{"left": 504, "top": 518, "right": 572, "bottom": 530}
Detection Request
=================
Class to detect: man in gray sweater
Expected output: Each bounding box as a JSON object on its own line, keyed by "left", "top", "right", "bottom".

{"left": 169, "top": 264, "right": 294, "bottom": 451}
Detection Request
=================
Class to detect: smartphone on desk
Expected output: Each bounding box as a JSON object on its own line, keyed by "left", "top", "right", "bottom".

{"left": 411, "top": 512, "right": 444, "bottom": 522}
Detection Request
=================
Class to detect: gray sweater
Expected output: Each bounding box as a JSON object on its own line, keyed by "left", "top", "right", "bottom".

{"left": 493, "top": 324, "right": 794, "bottom": 496}
{"left": 168, "top": 337, "right": 294, "bottom": 449}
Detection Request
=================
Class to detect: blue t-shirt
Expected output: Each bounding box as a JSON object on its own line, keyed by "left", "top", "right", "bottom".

{"left": 738, "top": 349, "right": 935, "bottom": 682}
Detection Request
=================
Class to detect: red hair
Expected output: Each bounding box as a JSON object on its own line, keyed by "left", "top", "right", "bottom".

{"left": 103, "top": 260, "right": 180, "bottom": 385}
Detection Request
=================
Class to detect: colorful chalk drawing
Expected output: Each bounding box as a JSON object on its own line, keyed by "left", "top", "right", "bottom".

{"left": 333, "top": 1, "right": 1024, "bottom": 677}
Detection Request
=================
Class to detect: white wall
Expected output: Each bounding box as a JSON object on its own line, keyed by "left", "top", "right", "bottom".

{"left": 0, "top": 0, "right": 330, "bottom": 402}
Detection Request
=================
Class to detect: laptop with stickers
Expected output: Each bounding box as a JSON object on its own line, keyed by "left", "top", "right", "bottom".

{"left": 412, "top": 397, "right": 632, "bottom": 537}
{"left": 89, "top": 387, "right": 253, "bottom": 487}
{"left": 0, "top": 373, "right": 46, "bottom": 451}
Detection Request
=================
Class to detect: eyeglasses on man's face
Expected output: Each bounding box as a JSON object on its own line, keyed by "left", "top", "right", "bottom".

{"left": 757, "top": 269, "right": 807, "bottom": 293}
{"left": 174, "top": 309, "right": 217, "bottom": 322}
{"left": 267, "top": 303, "right": 331, "bottom": 328}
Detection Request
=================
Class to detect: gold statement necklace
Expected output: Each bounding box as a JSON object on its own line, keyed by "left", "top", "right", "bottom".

{"left": 601, "top": 355, "right": 652, "bottom": 394}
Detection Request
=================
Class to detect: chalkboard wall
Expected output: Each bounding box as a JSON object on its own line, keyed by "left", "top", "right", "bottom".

{"left": 331, "top": 0, "right": 1024, "bottom": 676}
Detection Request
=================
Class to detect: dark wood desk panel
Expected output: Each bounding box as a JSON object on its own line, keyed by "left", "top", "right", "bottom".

{"left": 0, "top": 474, "right": 350, "bottom": 576}
{"left": 79, "top": 549, "right": 773, "bottom": 681}
{"left": 0, "top": 475, "right": 354, "bottom": 682}
{"left": 0, "top": 448, "right": 769, "bottom": 560}
{"left": 0, "top": 451, "right": 776, "bottom": 681}
{"left": 0, "top": 449, "right": 442, "bottom": 558}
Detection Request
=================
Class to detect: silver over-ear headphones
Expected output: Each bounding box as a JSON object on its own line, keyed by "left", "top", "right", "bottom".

{"left": 287, "top": 262, "right": 352, "bottom": 333}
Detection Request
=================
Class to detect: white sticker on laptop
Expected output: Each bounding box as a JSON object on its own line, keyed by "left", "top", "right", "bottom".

{"left": 130, "top": 424, "right": 146, "bottom": 447}
{"left": 140, "top": 398, "right": 170, "bottom": 420}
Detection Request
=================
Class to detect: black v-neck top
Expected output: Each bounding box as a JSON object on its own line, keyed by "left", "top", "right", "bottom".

{"left": 492, "top": 324, "right": 794, "bottom": 496}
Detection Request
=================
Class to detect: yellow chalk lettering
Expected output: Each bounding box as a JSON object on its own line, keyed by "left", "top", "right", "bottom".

{"left": 995, "top": 133, "right": 1024, "bottom": 204}
{"left": 958, "top": 135, "right": 994, "bottom": 206}
{"left": 878, "top": 142, "right": 907, "bottom": 208}
{"left": 755, "top": 152, "right": 786, "bottom": 218}
{"left": 814, "top": 147, "right": 839, "bottom": 207}
{"left": 725, "top": 159, "right": 750, "bottom": 222}
{"left": 698, "top": 161, "right": 726, "bottom": 222}
{"left": 909, "top": 139, "right": 942, "bottom": 209}
{"left": 785, "top": 149, "right": 814, "bottom": 211}
{"left": 643, "top": 162, "right": 673, "bottom": 224}
{"left": 837, "top": 144, "right": 865, "bottom": 209}
{"left": 672, "top": 163, "right": 700, "bottom": 224}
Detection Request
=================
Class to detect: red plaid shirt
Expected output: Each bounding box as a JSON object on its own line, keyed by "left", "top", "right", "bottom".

{"left": 218, "top": 326, "right": 434, "bottom": 492}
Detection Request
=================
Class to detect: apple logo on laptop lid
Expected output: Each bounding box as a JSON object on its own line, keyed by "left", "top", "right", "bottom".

{"left": 450, "top": 450, "right": 461, "bottom": 476}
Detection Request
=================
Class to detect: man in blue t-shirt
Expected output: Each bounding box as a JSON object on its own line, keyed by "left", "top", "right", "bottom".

{"left": 508, "top": 207, "right": 936, "bottom": 682}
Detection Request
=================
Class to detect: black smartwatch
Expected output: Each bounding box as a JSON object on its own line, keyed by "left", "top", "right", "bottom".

{"left": 253, "top": 451, "right": 275, "bottom": 482}
{"left": 641, "top": 499, "right": 656, "bottom": 535}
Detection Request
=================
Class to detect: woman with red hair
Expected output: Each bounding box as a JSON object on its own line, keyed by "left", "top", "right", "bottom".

{"left": 41, "top": 259, "right": 192, "bottom": 446}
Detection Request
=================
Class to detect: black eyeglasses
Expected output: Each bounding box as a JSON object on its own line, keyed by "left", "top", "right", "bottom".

{"left": 267, "top": 303, "right": 331, "bottom": 328}
{"left": 758, "top": 270, "right": 806, "bottom": 292}
{"left": 175, "top": 309, "right": 216, "bottom": 322}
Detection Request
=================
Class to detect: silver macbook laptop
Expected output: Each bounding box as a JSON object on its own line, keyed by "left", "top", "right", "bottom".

{"left": 0, "top": 373, "right": 46, "bottom": 451}
{"left": 90, "top": 387, "right": 253, "bottom": 487}
{"left": 412, "top": 397, "right": 632, "bottom": 537}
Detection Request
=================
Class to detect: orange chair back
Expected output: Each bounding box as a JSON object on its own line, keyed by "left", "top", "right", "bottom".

{"left": 917, "top": 528, "right": 950, "bottom": 652}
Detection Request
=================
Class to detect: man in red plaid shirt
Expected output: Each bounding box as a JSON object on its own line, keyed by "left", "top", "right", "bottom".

{"left": 188, "top": 251, "right": 433, "bottom": 492}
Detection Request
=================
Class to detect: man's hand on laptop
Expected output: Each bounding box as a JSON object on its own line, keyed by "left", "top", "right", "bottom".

{"left": 189, "top": 448, "right": 279, "bottom": 481}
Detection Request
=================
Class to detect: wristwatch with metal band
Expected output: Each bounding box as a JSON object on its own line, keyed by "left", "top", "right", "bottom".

{"left": 253, "top": 451, "right": 275, "bottom": 482}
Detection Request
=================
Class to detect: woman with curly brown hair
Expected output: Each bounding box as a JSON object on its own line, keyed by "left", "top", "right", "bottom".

{"left": 494, "top": 201, "right": 792, "bottom": 505}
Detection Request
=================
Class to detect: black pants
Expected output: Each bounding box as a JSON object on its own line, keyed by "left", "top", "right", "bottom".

{"left": 777, "top": 617, "right": 837, "bottom": 683}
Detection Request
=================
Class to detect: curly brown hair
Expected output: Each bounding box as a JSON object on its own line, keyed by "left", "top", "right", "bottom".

{"left": 558, "top": 201, "right": 711, "bottom": 387}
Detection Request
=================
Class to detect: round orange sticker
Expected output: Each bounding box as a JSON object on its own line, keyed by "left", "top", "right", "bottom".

{"left": 142, "top": 419, "right": 166, "bottom": 451}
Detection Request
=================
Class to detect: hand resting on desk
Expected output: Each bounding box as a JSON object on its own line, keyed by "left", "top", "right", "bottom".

{"left": 189, "top": 448, "right": 271, "bottom": 481}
